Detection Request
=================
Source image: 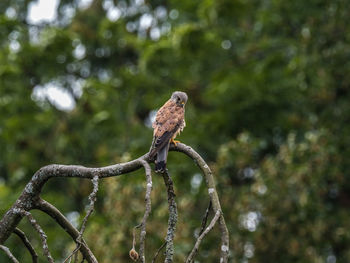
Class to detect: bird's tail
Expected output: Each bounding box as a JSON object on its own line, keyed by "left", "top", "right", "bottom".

{"left": 155, "top": 144, "right": 169, "bottom": 173}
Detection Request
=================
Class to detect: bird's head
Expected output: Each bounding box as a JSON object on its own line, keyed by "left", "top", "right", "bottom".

{"left": 171, "top": 91, "right": 188, "bottom": 107}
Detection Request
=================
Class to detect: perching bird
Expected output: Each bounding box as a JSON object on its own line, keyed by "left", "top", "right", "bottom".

{"left": 149, "top": 91, "right": 188, "bottom": 173}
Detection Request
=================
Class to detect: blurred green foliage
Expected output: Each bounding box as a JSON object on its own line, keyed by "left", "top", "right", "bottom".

{"left": 1, "top": 0, "right": 350, "bottom": 262}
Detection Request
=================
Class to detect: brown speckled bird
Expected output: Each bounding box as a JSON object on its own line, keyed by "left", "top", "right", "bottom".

{"left": 149, "top": 91, "right": 188, "bottom": 173}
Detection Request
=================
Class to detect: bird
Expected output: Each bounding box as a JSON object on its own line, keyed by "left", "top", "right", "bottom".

{"left": 149, "top": 91, "right": 188, "bottom": 173}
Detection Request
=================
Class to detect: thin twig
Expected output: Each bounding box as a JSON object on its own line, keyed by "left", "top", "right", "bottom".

{"left": 132, "top": 224, "right": 141, "bottom": 249}
{"left": 162, "top": 170, "right": 177, "bottom": 263}
{"left": 0, "top": 245, "right": 19, "bottom": 263}
{"left": 36, "top": 199, "right": 97, "bottom": 263}
{"left": 0, "top": 143, "right": 229, "bottom": 262}
{"left": 185, "top": 210, "right": 221, "bottom": 263}
{"left": 138, "top": 160, "right": 153, "bottom": 263}
{"left": 129, "top": 224, "right": 140, "bottom": 261}
{"left": 171, "top": 143, "right": 230, "bottom": 262}
{"left": 198, "top": 201, "right": 212, "bottom": 237}
{"left": 129, "top": 160, "right": 152, "bottom": 262}
{"left": 152, "top": 241, "right": 167, "bottom": 263}
{"left": 73, "top": 249, "right": 79, "bottom": 263}
{"left": 80, "top": 176, "right": 99, "bottom": 234}
{"left": 21, "top": 210, "right": 54, "bottom": 263}
{"left": 64, "top": 245, "right": 80, "bottom": 263}
{"left": 64, "top": 175, "right": 99, "bottom": 263}
{"left": 13, "top": 228, "right": 38, "bottom": 263}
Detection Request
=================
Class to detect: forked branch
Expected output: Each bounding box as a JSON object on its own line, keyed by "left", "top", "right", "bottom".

{"left": 171, "top": 144, "right": 230, "bottom": 261}
{"left": 186, "top": 210, "right": 221, "bottom": 263}
{"left": 36, "top": 199, "right": 97, "bottom": 262}
{"left": 20, "top": 210, "right": 54, "bottom": 263}
{"left": 0, "top": 143, "right": 229, "bottom": 262}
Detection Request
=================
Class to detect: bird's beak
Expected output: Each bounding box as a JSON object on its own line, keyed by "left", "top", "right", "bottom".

{"left": 181, "top": 101, "right": 185, "bottom": 105}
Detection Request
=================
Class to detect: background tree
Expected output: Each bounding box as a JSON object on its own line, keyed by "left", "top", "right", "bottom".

{"left": 1, "top": 0, "right": 350, "bottom": 262}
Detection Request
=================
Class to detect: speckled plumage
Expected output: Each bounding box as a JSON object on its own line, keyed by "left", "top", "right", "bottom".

{"left": 149, "top": 91, "right": 187, "bottom": 172}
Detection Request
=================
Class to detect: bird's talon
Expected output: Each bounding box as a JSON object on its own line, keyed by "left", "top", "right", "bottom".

{"left": 171, "top": 139, "right": 180, "bottom": 146}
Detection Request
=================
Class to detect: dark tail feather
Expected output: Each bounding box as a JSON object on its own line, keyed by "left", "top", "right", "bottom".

{"left": 155, "top": 144, "right": 169, "bottom": 173}
{"left": 155, "top": 160, "right": 166, "bottom": 173}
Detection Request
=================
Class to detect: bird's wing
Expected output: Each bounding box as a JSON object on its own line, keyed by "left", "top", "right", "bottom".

{"left": 149, "top": 125, "right": 180, "bottom": 158}
{"left": 149, "top": 100, "right": 184, "bottom": 158}
{"left": 152, "top": 100, "right": 173, "bottom": 131}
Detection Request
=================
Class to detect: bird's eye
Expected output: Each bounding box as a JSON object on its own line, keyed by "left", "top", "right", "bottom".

{"left": 177, "top": 97, "right": 180, "bottom": 102}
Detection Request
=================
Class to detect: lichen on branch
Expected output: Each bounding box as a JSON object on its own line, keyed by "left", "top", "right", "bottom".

{"left": 0, "top": 143, "right": 229, "bottom": 263}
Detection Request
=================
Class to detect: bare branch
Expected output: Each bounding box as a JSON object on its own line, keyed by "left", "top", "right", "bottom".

{"left": 36, "top": 199, "right": 97, "bottom": 263}
{"left": 0, "top": 154, "right": 148, "bottom": 244}
{"left": 0, "top": 143, "right": 229, "bottom": 262}
{"left": 198, "top": 201, "right": 212, "bottom": 237}
{"left": 162, "top": 170, "right": 177, "bottom": 263}
{"left": 138, "top": 160, "right": 152, "bottom": 263}
{"left": 13, "top": 228, "right": 38, "bottom": 263}
{"left": 20, "top": 210, "right": 54, "bottom": 263}
{"left": 0, "top": 245, "right": 19, "bottom": 263}
{"left": 129, "top": 160, "right": 152, "bottom": 262}
{"left": 152, "top": 242, "right": 166, "bottom": 263}
{"left": 64, "top": 175, "right": 99, "bottom": 263}
{"left": 170, "top": 143, "right": 230, "bottom": 262}
{"left": 81, "top": 176, "right": 99, "bottom": 235}
{"left": 186, "top": 210, "right": 221, "bottom": 263}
